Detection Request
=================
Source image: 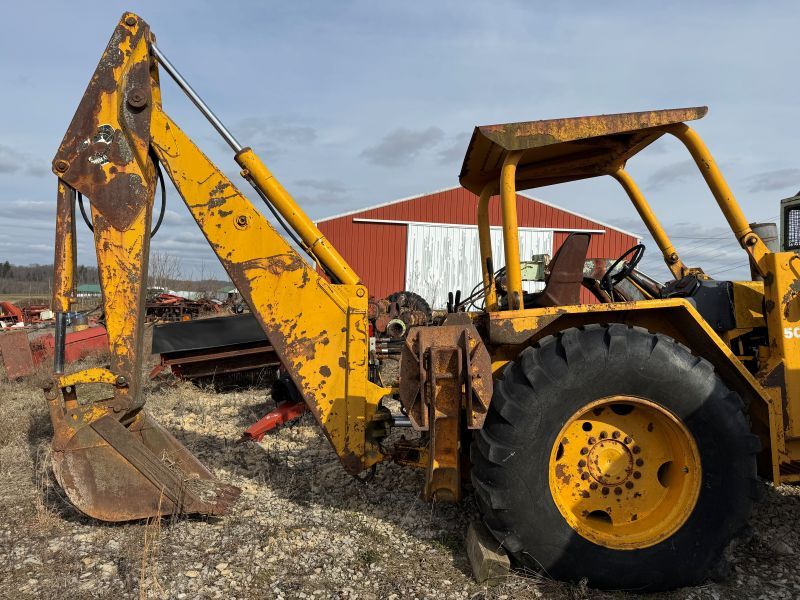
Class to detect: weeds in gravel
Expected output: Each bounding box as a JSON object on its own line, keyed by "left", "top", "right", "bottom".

{"left": 436, "top": 532, "right": 464, "bottom": 555}
{"left": 139, "top": 494, "right": 167, "bottom": 600}
{"left": 475, "top": 569, "right": 581, "bottom": 600}
{"left": 357, "top": 548, "right": 379, "bottom": 566}
{"left": 33, "top": 443, "right": 58, "bottom": 529}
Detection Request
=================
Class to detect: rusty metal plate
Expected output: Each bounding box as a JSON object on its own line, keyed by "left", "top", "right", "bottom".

{"left": 0, "top": 329, "right": 35, "bottom": 379}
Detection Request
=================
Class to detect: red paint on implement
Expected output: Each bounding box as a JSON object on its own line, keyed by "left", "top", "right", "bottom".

{"left": 0, "top": 330, "right": 35, "bottom": 379}
{"left": 1, "top": 326, "right": 108, "bottom": 380}
{"left": 240, "top": 401, "right": 309, "bottom": 442}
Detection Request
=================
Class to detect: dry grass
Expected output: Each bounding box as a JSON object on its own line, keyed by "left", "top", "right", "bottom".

{"left": 138, "top": 496, "right": 167, "bottom": 600}
{"left": 32, "top": 443, "right": 59, "bottom": 529}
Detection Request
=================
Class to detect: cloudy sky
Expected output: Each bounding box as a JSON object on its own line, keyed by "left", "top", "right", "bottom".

{"left": 1, "top": 1, "right": 799, "bottom": 281}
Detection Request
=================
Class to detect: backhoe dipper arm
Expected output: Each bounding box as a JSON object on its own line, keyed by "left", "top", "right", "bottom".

{"left": 46, "top": 13, "right": 387, "bottom": 522}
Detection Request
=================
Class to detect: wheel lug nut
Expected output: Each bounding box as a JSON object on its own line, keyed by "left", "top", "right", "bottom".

{"left": 599, "top": 431, "right": 608, "bottom": 439}
{"left": 602, "top": 487, "right": 609, "bottom": 495}
{"left": 578, "top": 459, "right": 586, "bottom": 468}
{"left": 633, "top": 471, "right": 641, "bottom": 479}
{"left": 612, "top": 431, "right": 620, "bottom": 439}
{"left": 624, "top": 436, "right": 632, "bottom": 444}
{"left": 625, "top": 481, "right": 634, "bottom": 489}
{"left": 581, "top": 472, "right": 590, "bottom": 480}
{"left": 614, "top": 487, "right": 622, "bottom": 495}
{"left": 635, "top": 458, "right": 644, "bottom": 467}
{"left": 632, "top": 446, "right": 641, "bottom": 454}
{"left": 590, "top": 482, "right": 598, "bottom": 490}
{"left": 588, "top": 437, "right": 596, "bottom": 444}
{"left": 580, "top": 447, "right": 588, "bottom": 455}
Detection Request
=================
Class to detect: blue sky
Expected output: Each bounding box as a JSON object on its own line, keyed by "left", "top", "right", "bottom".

{"left": 1, "top": 1, "right": 799, "bottom": 281}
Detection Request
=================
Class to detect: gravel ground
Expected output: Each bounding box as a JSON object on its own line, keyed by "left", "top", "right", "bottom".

{"left": 2, "top": 355, "right": 800, "bottom": 599}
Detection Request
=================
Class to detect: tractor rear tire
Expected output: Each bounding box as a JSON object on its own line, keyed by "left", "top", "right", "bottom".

{"left": 471, "top": 324, "right": 760, "bottom": 591}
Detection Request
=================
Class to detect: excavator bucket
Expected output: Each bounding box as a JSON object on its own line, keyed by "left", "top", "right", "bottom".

{"left": 48, "top": 404, "right": 240, "bottom": 522}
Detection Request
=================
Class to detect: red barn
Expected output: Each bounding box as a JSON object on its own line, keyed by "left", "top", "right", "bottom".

{"left": 317, "top": 187, "right": 639, "bottom": 308}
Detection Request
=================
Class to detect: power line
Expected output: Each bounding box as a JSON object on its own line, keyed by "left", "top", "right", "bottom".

{"left": 643, "top": 214, "right": 781, "bottom": 260}
{"left": 708, "top": 261, "right": 750, "bottom": 277}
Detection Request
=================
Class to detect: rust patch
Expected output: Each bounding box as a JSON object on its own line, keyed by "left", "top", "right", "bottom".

{"left": 555, "top": 463, "right": 571, "bottom": 486}
{"left": 239, "top": 254, "right": 305, "bottom": 276}
{"left": 489, "top": 311, "right": 564, "bottom": 345}
{"left": 782, "top": 280, "right": 800, "bottom": 319}
{"left": 319, "top": 365, "right": 331, "bottom": 377}
{"left": 210, "top": 181, "right": 230, "bottom": 195}
{"left": 340, "top": 451, "right": 364, "bottom": 475}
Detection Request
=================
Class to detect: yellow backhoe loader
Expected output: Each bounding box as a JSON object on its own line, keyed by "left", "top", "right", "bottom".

{"left": 45, "top": 12, "right": 800, "bottom": 591}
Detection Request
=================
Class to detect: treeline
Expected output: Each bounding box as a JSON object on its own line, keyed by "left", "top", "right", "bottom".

{"left": 0, "top": 261, "right": 230, "bottom": 298}
{"left": 0, "top": 262, "right": 98, "bottom": 295}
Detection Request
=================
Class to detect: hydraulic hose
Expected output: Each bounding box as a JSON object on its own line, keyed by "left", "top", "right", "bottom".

{"left": 77, "top": 157, "right": 167, "bottom": 238}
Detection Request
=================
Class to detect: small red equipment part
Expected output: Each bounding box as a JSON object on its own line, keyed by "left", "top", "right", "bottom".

{"left": 240, "top": 401, "right": 308, "bottom": 442}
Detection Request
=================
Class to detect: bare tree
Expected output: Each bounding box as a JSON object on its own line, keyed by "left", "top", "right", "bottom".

{"left": 149, "top": 251, "right": 183, "bottom": 292}
{"left": 192, "top": 260, "right": 210, "bottom": 296}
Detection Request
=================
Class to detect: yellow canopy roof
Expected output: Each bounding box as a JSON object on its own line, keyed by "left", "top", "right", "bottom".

{"left": 459, "top": 107, "right": 707, "bottom": 195}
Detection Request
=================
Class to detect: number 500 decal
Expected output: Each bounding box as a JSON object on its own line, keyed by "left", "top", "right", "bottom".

{"left": 784, "top": 327, "right": 800, "bottom": 339}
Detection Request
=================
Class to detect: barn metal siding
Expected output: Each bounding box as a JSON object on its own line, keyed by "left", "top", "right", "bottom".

{"left": 317, "top": 187, "right": 639, "bottom": 300}
{"left": 405, "top": 225, "right": 552, "bottom": 309}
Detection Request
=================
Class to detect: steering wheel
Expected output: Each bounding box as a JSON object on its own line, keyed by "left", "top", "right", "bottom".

{"left": 601, "top": 244, "right": 646, "bottom": 293}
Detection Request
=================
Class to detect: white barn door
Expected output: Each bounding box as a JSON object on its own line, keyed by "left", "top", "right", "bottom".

{"left": 405, "top": 223, "right": 553, "bottom": 310}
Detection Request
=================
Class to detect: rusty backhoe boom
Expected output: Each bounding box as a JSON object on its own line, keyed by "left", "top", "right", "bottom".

{"left": 46, "top": 12, "right": 389, "bottom": 521}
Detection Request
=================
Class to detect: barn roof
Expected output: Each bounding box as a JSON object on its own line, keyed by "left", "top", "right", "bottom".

{"left": 459, "top": 107, "right": 707, "bottom": 195}
{"left": 316, "top": 186, "right": 639, "bottom": 239}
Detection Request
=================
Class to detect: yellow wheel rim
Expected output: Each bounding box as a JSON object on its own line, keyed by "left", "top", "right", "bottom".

{"left": 548, "top": 396, "right": 701, "bottom": 550}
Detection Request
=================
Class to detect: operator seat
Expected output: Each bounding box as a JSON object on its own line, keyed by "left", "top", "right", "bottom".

{"left": 522, "top": 232, "right": 591, "bottom": 308}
